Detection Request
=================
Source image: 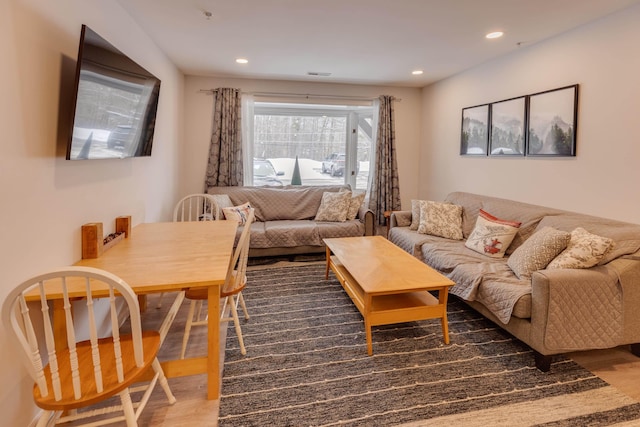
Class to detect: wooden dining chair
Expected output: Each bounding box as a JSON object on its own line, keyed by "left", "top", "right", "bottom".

{"left": 173, "top": 193, "right": 218, "bottom": 222}
{"left": 1, "top": 266, "right": 176, "bottom": 427}
{"left": 155, "top": 194, "right": 218, "bottom": 311}
{"left": 180, "top": 209, "right": 254, "bottom": 358}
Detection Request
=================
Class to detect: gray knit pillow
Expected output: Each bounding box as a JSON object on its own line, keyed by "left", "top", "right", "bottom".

{"left": 507, "top": 226, "right": 570, "bottom": 279}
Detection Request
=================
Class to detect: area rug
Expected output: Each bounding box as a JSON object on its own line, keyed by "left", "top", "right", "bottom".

{"left": 219, "top": 264, "right": 640, "bottom": 426}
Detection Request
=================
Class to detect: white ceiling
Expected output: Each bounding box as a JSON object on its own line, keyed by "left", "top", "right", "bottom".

{"left": 117, "top": 0, "right": 640, "bottom": 87}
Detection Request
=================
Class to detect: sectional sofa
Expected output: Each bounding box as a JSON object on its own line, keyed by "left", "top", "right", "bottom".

{"left": 207, "top": 185, "right": 374, "bottom": 257}
{"left": 389, "top": 191, "right": 640, "bottom": 370}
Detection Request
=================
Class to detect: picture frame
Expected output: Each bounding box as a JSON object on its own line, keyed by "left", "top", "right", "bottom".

{"left": 460, "top": 104, "right": 489, "bottom": 155}
{"left": 526, "top": 84, "right": 578, "bottom": 156}
{"left": 489, "top": 96, "right": 526, "bottom": 156}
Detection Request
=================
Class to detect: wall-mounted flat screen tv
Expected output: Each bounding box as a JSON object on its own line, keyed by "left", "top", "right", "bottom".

{"left": 66, "top": 25, "right": 161, "bottom": 160}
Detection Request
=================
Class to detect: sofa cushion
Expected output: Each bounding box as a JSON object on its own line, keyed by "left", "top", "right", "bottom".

{"left": 421, "top": 239, "right": 499, "bottom": 274}
{"left": 507, "top": 226, "right": 571, "bottom": 279}
{"left": 547, "top": 227, "right": 614, "bottom": 269}
{"left": 264, "top": 220, "right": 323, "bottom": 248}
{"left": 418, "top": 201, "right": 463, "bottom": 240}
{"left": 388, "top": 226, "right": 433, "bottom": 260}
{"left": 238, "top": 221, "right": 266, "bottom": 247}
{"left": 464, "top": 209, "right": 521, "bottom": 258}
{"left": 317, "top": 220, "right": 366, "bottom": 240}
{"left": 315, "top": 191, "right": 351, "bottom": 222}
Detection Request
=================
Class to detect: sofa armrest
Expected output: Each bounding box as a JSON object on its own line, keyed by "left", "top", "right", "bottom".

{"left": 608, "top": 255, "right": 640, "bottom": 342}
{"left": 390, "top": 210, "right": 412, "bottom": 229}
{"left": 358, "top": 206, "right": 375, "bottom": 236}
{"left": 530, "top": 264, "right": 634, "bottom": 352}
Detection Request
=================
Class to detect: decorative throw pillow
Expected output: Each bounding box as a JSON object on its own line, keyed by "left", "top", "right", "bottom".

{"left": 410, "top": 199, "right": 423, "bottom": 231}
{"left": 346, "top": 192, "right": 366, "bottom": 221}
{"left": 210, "top": 194, "right": 233, "bottom": 220}
{"left": 465, "top": 210, "right": 522, "bottom": 258}
{"left": 315, "top": 191, "right": 351, "bottom": 222}
{"left": 222, "top": 202, "right": 253, "bottom": 225}
{"left": 417, "top": 200, "right": 463, "bottom": 240}
{"left": 547, "top": 227, "right": 614, "bottom": 269}
{"left": 507, "top": 226, "right": 571, "bottom": 279}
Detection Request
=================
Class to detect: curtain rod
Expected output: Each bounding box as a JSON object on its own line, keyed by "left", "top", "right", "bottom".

{"left": 198, "top": 89, "right": 400, "bottom": 102}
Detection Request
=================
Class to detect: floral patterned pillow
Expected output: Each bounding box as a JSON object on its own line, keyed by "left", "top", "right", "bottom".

{"left": 315, "top": 191, "right": 351, "bottom": 222}
{"left": 465, "top": 210, "right": 522, "bottom": 258}
{"left": 346, "top": 192, "right": 366, "bottom": 221}
{"left": 547, "top": 227, "right": 614, "bottom": 269}
{"left": 417, "top": 200, "right": 463, "bottom": 240}
{"left": 222, "top": 202, "right": 253, "bottom": 225}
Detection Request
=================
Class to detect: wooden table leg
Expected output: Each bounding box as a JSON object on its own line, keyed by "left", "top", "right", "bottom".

{"left": 207, "top": 285, "right": 220, "bottom": 400}
{"left": 439, "top": 287, "right": 450, "bottom": 345}
{"left": 325, "top": 246, "right": 331, "bottom": 279}
{"left": 364, "top": 294, "right": 373, "bottom": 355}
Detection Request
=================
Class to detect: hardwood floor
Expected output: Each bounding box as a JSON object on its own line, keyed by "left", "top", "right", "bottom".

{"left": 60, "top": 265, "right": 640, "bottom": 426}
{"left": 136, "top": 292, "right": 226, "bottom": 427}
{"left": 569, "top": 346, "right": 640, "bottom": 401}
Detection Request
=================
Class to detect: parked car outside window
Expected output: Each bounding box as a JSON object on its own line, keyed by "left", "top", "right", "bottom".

{"left": 253, "top": 158, "right": 284, "bottom": 186}
{"left": 321, "top": 153, "right": 346, "bottom": 177}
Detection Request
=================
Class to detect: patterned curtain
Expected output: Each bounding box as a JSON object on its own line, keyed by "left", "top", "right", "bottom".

{"left": 204, "top": 88, "right": 244, "bottom": 189}
{"left": 368, "top": 95, "right": 401, "bottom": 225}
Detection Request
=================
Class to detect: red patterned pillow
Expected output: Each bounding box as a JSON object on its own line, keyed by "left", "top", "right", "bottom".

{"left": 465, "top": 209, "right": 522, "bottom": 258}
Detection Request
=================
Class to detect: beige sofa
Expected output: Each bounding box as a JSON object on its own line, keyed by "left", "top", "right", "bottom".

{"left": 208, "top": 185, "right": 374, "bottom": 257}
{"left": 389, "top": 191, "right": 640, "bottom": 371}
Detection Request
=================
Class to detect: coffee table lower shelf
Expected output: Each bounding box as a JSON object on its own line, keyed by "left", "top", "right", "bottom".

{"left": 328, "top": 257, "right": 450, "bottom": 355}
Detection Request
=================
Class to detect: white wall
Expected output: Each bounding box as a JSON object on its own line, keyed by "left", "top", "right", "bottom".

{"left": 420, "top": 4, "right": 640, "bottom": 224}
{"left": 182, "top": 77, "right": 422, "bottom": 209}
{"left": 0, "top": 1, "right": 183, "bottom": 424}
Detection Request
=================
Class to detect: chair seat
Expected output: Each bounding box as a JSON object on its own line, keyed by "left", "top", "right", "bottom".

{"left": 35, "top": 331, "right": 161, "bottom": 411}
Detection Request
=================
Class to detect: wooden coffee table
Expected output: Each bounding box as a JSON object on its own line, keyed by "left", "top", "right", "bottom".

{"left": 324, "top": 236, "right": 455, "bottom": 355}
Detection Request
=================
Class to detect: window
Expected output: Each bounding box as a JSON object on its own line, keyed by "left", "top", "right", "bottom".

{"left": 244, "top": 101, "right": 376, "bottom": 190}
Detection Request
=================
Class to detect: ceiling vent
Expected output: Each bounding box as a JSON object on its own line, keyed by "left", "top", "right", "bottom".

{"left": 307, "top": 71, "right": 332, "bottom": 77}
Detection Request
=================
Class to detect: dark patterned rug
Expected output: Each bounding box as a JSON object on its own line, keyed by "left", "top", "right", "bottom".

{"left": 219, "top": 264, "right": 640, "bottom": 426}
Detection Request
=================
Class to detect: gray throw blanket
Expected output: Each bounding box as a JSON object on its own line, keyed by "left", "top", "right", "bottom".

{"left": 448, "top": 262, "right": 531, "bottom": 324}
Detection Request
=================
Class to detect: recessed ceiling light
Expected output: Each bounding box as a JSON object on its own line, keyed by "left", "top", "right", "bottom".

{"left": 236, "top": 58, "right": 248, "bottom": 64}
{"left": 412, "top": 70, "right": 424, "bottom": 75}
{"left": 486, "top": 31, "right": 504, "bottom": 39}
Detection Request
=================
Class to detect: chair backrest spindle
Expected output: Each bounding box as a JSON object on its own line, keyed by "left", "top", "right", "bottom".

{"left": 17, "top": 292, "right": 48, "bottom": 398}
{"left": 38, "top": 282, "right": 62, "bottom": 401}
{"left": 173, "top": 194, "right": 217, "bottom": 222}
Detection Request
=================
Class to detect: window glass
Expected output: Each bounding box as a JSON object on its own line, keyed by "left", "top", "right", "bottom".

{"left": 250, "top": 102, "right": 374, "bottom": 190}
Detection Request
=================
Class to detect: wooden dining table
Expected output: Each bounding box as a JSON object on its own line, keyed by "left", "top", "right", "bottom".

{"left": 45, "top": 220, "right": 238, "bottom": 400}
